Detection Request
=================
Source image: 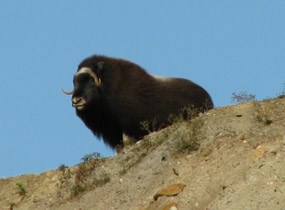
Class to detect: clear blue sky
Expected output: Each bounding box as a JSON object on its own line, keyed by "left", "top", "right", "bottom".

{"left": 0, "top": 1, "right": 284, "bottom": 177}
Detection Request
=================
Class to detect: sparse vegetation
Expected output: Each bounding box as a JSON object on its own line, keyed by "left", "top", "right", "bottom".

{"left": 118, "top": 151, "right": 147, "bottom": 176}
{"left": 118, "top": 103, "right": 210, "bottom": 179}
{"left": 140, "top": 137, "right": 160, "bottom": 150}
{"left": 72, "top": 163, "right": 96, "bottom": 196}
{"left": 253, "top": 102, "right": 273, "bottom": 125}
{"left": 181, "top": 106, "right": 201, "bottom": 120}
{"left": 9, "top": 202, "right": 17, "bottom": 210}
{"left": 140, "top": 118, "right": 158, "bottom": 134}
{"left": 72, "top": 183, "right": 86, "bottom": 197}
{"left": 171, "top": 117, "right": 204, "bottom": 155}
{"left": 93, "top": 172, "right": 111, "bottom": 187}
{"left": 16, "top": 181, "right": 27, "bottom": 197}
{"left": 72, "top": 167, "right": 111, "bottom": 197}
{"left": 168, "top": 113, "right": 182, "bottom": 124}
{"left": 215, "top": 127, "right": 239, "bottom": 139}
{"left": 71, "top": 151, "right": 109, "bottom": 197}
{"left": 232, "top": 91, "right": 256, "bottom": 104}
{"left": 119, "top": 164, "right": 128, "bottom": 176}
{"left": 81, "top": 152, "right": 101, "bottom": 162}
{"left": 277, "top": 83, "right": 285, "bottom": 98}
{"left": 58, "top": 164, "right": 69, "bottom": 171}
{"left": 58, "top": 164, "right": 71, "bottom": 184}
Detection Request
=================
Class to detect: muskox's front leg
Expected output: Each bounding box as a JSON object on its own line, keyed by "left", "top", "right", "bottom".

{"left": 101, "top": 126, "right": 124, "bottom": 152}
{"left": 115, "top": 134, "right": 133, "bottom": 153}
{"left": 115, "top": 134, "right": 137, "bottom": 153}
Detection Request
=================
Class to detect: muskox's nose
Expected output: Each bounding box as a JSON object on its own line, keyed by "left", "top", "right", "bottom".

{"left": 72, "top": 96, "right": 86, "bottom": 110}
{"left": 72, "top": 96, "right": 82, "bottom": 105}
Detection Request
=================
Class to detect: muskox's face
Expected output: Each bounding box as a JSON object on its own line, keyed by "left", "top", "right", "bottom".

{"left": 63, "top": 66, "right": 102, "bottom": 111}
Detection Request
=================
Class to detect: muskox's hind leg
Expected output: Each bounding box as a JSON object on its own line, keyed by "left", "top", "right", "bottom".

{"left": 115, "top": 144, "right": 124, "bottom": 154}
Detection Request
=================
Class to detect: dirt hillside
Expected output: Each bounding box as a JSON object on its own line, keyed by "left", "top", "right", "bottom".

{"left": 1, "top": 97, "right": 285, "bottom": 210}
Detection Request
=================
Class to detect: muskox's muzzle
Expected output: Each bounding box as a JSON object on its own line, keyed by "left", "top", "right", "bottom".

{"left": 72, "top": 96, "right": 87, "bottom": 110}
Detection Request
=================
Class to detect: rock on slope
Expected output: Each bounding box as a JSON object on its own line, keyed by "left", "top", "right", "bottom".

{"left": 1, "top": 97, "right": 285, "bottom": 210}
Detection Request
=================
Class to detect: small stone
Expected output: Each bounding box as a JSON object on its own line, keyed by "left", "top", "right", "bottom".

{"left": 238, "top": 134, "right": 245, "bottom": 140}
{"left": 201, "top": 147, "right": 213, "bottom": 157}
{"left": 153, "top": 183, "right": 186, "bottom": 200}
{"left": 252, "top": 145, "right": 267, "bottom": 162}
{"left": 172, "top": 168, "right": 179, "bottom": 176}
{"left": 143, "top": 200, "right": 177, "bottom": 210}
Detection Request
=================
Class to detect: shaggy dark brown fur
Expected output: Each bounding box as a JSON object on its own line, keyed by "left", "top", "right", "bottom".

{"left": 64, "top": 55, "right": 213, "bottom": 149}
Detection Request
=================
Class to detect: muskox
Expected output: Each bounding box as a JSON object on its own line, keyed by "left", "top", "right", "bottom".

{"left": 63, "top": 55, "right": 213, "bottom": 150}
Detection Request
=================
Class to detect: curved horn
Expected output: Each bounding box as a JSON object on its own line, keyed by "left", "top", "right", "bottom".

{"left": 61, "top": 87, "right": 74, "bottom": 95}
{"left": 76, "top": 67, "right": 101, "bottom": 87}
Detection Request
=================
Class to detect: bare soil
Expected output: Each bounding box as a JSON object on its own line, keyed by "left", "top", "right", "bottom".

{"left": 1, "top": 97, "right": 285, "bottom": 210}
